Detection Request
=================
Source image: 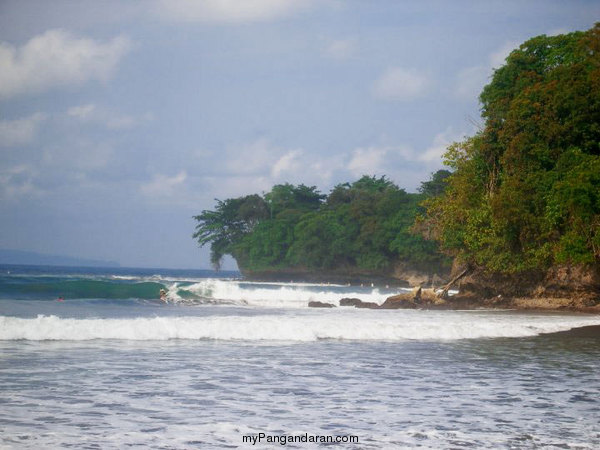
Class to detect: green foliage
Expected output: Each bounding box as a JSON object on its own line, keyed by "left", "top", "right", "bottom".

{"left": 192, "top": 194, "right": 269, "bottom": 269}
{"left": 194, "top": 175, "right": 450, "bottom": 272}
{"left": 418, "top": 170, "right": 451, "bottom": 197}
{"left": 423, "top": 24, "right": 600, "bottom": 272}
{"left": 264, "top": 183, "right": 325, "bottom": 218}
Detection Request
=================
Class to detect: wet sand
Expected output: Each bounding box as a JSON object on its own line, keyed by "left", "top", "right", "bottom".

{"left": 549, "top": 324, "right": 600, "bottom": 337}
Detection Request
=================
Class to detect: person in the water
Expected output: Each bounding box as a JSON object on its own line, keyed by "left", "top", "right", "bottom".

{"left": 159, "top": 289, "right": 167, "bottom": 302}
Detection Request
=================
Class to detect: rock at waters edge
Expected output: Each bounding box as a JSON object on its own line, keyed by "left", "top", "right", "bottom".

{"left": 380, "top": 293, "right": 417, "bottom": 309}
{"left": 340, "top": 298, "right": 364, "bottom": 307}
{"left": 339, "top": 298, "right": 379, "bottom": 309}
{"left": 308, "top": 301, "right": 336, "bottom": 308}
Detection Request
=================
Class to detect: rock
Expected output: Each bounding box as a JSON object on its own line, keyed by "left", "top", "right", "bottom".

{"left": 454, "top": 263, "right": 600, "bottom": 307}
{"left": 420, "top": 288, "right": 444, "bottom": 304}
{"left": 355, "top": 301, "right": 380, "bottom": 309}
{"left": 308, "top": 301, "right": 336, "bottom": 308}
{"left": 339, "top": 297, "right": 379, "bottom": 309}
{"left": 339, "top": 298, "right": 364, "bottom": 307}
{"left": 380, "top": 293, "right": 417, "bottom": 309}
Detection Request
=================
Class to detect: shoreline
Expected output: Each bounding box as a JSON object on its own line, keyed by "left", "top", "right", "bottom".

{"left": 548, "top": 324, "right": 600, "bottom": 337}
{"left": 311, "top": 289, "right": 600, "bottom": 314}
{"left": 425, "top": 294, "right": 600, "bottom": 314}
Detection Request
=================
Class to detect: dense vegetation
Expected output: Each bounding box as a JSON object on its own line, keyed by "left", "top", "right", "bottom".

{"left": 194, "top": 174, "right": 450, "bottom": 274}
{"left": 421, "top": 24, "right": 600, "bottom": 273}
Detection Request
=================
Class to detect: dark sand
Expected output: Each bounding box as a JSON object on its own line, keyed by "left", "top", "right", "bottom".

{"left": 550, "top": 324, "right": 600, "bottom": 338}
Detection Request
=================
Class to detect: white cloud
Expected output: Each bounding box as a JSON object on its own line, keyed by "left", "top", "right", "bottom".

{"left": 67, "top": 103, "right": 152, "bottom": 130}
{"left": 225, "top": 138, "right": 280, "bottom": 176}
{"left": 372, "top": 67, "right": 430, "bottom": 101}
{"left": 154, "top": 0, "right": 315, "bottom": 23}
{"left": 342, "top": 128, "right": 465, "bottom": 187}
{"left": 271, "top": 149, "right": 303, "bottom": 178}
{"left": 67, "top": 104, "right": 97, "bottom": 120}
{"left": 0, "top": 165, "right": 41, "bottom": 200}
{"left": 324, "top": 38, "right": 356, "bottom": 60}
{"left": 347, "top": 146, "right": 388, "bottom": 177}
{"left": 0, "top": 29, "right": 132, "bottom": 98}
{"left": 189, "top": 131, "right": 464, "bottom": 202}
{"left": 0, "top": 112, "right": 46, "bottom": 147}
{"left": 223, "top": 138, "right": 338, "bottom": 187}
{"left": 417, "top": 128, "right": 464, "bottom": 162}
{"left": 140, "top": 171, "right": 188, "bottom": 198}
{"left": 195, "top": 138, "right": 343, "bottom": 199}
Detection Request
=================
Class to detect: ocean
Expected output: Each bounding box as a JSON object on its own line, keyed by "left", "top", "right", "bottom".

{"left": 1, "top": 265, "right": 599, "bottom": 449}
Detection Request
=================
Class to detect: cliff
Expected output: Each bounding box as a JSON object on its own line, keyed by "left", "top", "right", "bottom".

{"left": 449, "top": 263, "right": 600, "bottom": 310}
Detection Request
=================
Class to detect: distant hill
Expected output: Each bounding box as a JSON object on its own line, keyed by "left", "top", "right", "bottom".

{"left": 0, "top": 249, "right": 120, "bottom": 268}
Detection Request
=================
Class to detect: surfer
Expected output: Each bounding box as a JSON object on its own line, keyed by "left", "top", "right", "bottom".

{"left": 57, "top": 296, "right": 64, "bottom": 302}
{"left": 159, "top": 289, "right": 167, "bottom": 302}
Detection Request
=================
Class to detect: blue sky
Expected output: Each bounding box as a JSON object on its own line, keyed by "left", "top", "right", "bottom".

{"left": 1, "top": 0, "right": 598, "bottom": 269}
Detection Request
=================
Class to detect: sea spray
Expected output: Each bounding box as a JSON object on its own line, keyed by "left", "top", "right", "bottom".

{"left": 176, "top": 279, "right": 403, "bottom": 308}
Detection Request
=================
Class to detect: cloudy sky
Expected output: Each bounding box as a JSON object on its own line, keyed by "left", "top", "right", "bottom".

{"left": 1, "top": 0, "right": 598, "bottom": 269}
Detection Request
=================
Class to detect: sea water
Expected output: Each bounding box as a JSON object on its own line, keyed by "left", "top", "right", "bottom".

{"left": 1, "top": 265, "right": 600, "bottom": 448}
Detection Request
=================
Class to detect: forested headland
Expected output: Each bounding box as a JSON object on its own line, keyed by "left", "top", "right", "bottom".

{"left": 194, "top": 24, "right": 600, "bottom": 304}
{"left": 193, "top": 173, "right": 452, "bottom": 285}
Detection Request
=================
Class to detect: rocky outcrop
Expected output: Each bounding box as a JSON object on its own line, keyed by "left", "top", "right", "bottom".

{"left": 456, "top": 265, "right": 600, "bottom": 307}
{"left": 339, "top": 298, "right": 364, "bottom": 307}
{"left": 391, "top": 265, "right": 447, "bottom": 288}
{"left": 379, "top": 293, "right": 418, "bottom": 309}
{"left": 448, "top": 262, "right": 600, "bottom": 310}
{"left": 308, "top": 301, "right": 336, "bottom": 308}
{"left": 339, "top": 298, "right": 379, "bottom": 309}
{"left": 380, "top": 287, "right": 446, "bottom": 309}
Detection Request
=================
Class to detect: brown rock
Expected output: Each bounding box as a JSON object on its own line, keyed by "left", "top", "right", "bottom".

{"left": 339, "top": 297, "right": 379, "bottom": 309}
{"left": 380, "top": 293, "right": 417, "bottom": 309}
{"left": 339, "top": 298, "right": 364, "bottom": 307}
{"left": 308, "top": 301, "right": 336, "bottom": 308}
{"left": 355, "top": 301, "right": 380, "bottom": 309}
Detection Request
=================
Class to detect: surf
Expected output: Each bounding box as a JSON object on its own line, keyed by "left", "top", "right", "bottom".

{"left": 2, "top": 311, "right": 599, "bottom": 342}
{"left": 171, "top": 279, "right": 405, "bottom": 307}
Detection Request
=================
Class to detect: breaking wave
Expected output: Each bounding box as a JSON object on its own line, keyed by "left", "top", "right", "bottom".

{"left": 2, "top": 312, "right": 599, "bottom": 342}
{"left": 171, "top": 279, "right": 403, "bottom": 307}
{"left": 0, "top": 274, "right": 406, "bottom": 306}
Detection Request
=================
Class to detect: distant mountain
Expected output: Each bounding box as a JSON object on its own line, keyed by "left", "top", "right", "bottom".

{"left": 0, "top": 249, "right": 120, "bottom": 268}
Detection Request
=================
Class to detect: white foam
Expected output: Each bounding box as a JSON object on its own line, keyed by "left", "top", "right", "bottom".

{"left": 177, "top": 279, "right": 399, "bottom": 307}
{"left": 1, "top": 311, "right": 599, "bottom": 342}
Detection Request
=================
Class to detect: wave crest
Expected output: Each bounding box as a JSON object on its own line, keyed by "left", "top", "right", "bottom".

{"left": 2, "top": 313, "right": 599, "bottom": 342}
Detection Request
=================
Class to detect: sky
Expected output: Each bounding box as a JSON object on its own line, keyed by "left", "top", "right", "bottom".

{"left": 1, "top": 0, "right": 598, "bottom": 270}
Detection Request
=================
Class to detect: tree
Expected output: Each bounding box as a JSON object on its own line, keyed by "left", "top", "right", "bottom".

{"left": 264, "top": 183, "right": 325, "bottom": 218}
{"left": 418, "top": 170, "right": 452, "bottom": 197}
{"left": 193, "top": 194, "right": 268, "bottom": 269}
{"left": 194, "top": 176, "right": 449, "bottom": 274}
{"left": 422, "top": 24, "right": 600, "bottom": 272}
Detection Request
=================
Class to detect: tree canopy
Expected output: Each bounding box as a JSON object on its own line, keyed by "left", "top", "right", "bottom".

{"left": 422, "top": 24, "right": 600, "bottom": 273}
{"left": 194, "top": 175, "right": 450, "bottom": 274}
